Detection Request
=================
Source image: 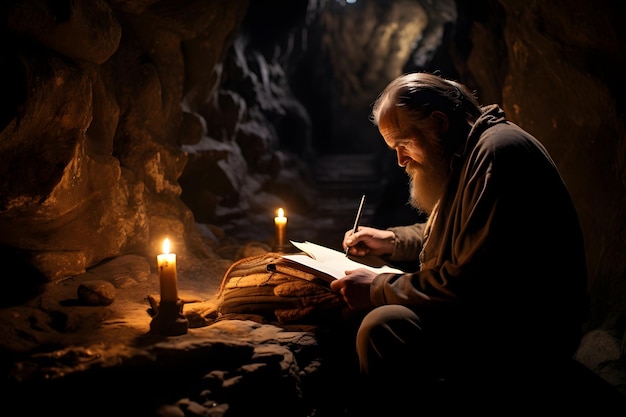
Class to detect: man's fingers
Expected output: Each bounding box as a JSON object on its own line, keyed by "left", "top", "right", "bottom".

{"left": 329, "top": 279, "right": 343, "bottom": 292}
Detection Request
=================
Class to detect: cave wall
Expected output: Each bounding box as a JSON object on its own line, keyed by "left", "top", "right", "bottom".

{"left": 457, "top": 0, "right": 626, "bottom": 326}
{"left": 0, "top": 0, "right": 247, "bottom": 283}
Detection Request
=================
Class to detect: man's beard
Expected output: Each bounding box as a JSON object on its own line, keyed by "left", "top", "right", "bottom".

{"left": 406, "top": 156, "right": 450, "bottom": 215}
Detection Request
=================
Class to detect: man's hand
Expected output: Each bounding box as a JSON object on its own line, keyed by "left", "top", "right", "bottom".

{"left": 330, "top": 268, "right": 377, "bottom": 311}
{"left": 343, "top": 226, "right": 396, "bottom": 257}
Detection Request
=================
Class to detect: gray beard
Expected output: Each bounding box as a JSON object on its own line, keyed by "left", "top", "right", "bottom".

{"left": 406, "top": 162, "right": 449, "bottom": 216}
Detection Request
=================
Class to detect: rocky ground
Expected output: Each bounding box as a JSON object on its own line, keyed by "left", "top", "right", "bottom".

{"left": 1, "top": 229, "right": 357, "bottom": 417}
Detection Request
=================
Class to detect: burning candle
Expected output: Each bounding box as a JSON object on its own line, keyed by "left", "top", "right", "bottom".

{"left": 157, "top": 238, "right": 178, "bottom": 303}
{"left": 274, "top": 208, "right": 287, "bottom": 247}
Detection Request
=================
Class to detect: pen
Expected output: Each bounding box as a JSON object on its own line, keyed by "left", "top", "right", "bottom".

{"left": 345, "top": 194, "right": 366, "bottom": 256}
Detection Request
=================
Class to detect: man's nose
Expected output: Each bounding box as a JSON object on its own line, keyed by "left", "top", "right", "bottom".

{"left": 396, "top": 149, "right": 410, "bottom": 167}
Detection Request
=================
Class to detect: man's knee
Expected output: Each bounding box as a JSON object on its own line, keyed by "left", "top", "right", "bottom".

{"left": 356, "top": 305, "right": 423, "bottom": 375}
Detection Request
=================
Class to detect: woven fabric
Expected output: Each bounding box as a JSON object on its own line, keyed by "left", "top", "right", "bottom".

{"left": 217, "top": 252, "right": 344, "bottom": 324}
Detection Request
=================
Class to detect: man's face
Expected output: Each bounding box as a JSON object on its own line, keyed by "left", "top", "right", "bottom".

{"left": 379, "top": 111, "right": 451, "bottom": 215}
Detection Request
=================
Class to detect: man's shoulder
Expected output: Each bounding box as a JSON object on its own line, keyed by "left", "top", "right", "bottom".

{"left": 476, "top": 120, "right": 540, "bottom": 152}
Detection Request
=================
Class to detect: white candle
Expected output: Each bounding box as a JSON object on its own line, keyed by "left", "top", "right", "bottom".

{"left": 157, "top": 238, "right": 178, "bottom": 303}
{"left": 274, "top": 208, "right": 287, "bottom": 247}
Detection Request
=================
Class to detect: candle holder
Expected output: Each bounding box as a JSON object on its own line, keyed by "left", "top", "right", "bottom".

{"left": 150, "top": 299, "right": 189, "bottom": 336}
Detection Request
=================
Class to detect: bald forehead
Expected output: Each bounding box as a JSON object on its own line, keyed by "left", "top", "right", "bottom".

{"left": 378, "top": 107, "right": 412, "bottom": 142}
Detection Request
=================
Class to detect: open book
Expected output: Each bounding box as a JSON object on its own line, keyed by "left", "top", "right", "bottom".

{"left": 272, "top": 240, "right": 404, "bottom": 283}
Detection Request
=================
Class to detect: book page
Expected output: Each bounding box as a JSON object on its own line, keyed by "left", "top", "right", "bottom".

{"left": 290, "top": 241, "right": 346, "bottom": 262}
{"left": 283, "top": 241, "right": 404, "bottom": 280}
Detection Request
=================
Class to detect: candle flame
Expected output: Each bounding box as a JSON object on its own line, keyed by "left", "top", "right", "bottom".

{"left": 162, "top": 238, "right": 171, "bottom": 254}
{"left": 277, "top": 208, "right": 285, "bottom": 217}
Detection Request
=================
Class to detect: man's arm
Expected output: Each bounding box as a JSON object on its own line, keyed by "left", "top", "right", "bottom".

{"left": 386, "top": 223, "right": 426, "bottom": 261}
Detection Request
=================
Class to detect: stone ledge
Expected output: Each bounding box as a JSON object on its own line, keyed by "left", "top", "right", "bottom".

{"left": 4, "top": 319, "right": 353, "bottom": 417}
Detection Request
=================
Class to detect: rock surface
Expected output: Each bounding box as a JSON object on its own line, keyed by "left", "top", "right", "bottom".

{"left": 2, "top": 250, "right": 359, "bottom": 417}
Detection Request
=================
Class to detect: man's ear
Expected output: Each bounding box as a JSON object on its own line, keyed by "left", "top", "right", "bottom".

{"left": 430, "top": 111, "right": 449, "bottom": 133}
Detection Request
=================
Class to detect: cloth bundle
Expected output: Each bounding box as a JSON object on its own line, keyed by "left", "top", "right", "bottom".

{"left": 217, "top": 252, "right": 345, "bottom": 324}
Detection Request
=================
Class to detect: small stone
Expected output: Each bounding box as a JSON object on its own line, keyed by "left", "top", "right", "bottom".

{"left": 155, "top": 404, "right": 185, "bottom": 417}
{"left": 77, "top": 280, "right": 116, "bottom": 306}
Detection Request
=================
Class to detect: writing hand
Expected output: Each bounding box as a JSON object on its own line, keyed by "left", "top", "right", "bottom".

{"left": 343, "top": 226, "right": 396, "bottom": 257}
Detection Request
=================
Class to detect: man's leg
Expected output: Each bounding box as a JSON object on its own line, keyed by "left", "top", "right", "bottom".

{"left": 351, "top": 305, "right": 445, "bottom": 415}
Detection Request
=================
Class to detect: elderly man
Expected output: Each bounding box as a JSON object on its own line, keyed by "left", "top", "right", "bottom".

{"left": 331, "top": 72, "right": 591, "bottom": 414}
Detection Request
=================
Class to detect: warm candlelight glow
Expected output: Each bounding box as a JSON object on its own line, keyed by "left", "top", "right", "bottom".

{"left": 274, "top": 208, "right": 287, "bottom": 247}
{"left": 157, "top": 238, "right": 178, "bottom": 303}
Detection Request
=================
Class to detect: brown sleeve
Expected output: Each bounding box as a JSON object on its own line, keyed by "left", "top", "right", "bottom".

{"left": 386, "top": 223, "right": 426, "bottom": 262}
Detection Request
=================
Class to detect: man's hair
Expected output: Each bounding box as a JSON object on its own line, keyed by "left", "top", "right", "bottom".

{"left": 370, "top": 72, "right": 482, "bottom": 128}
